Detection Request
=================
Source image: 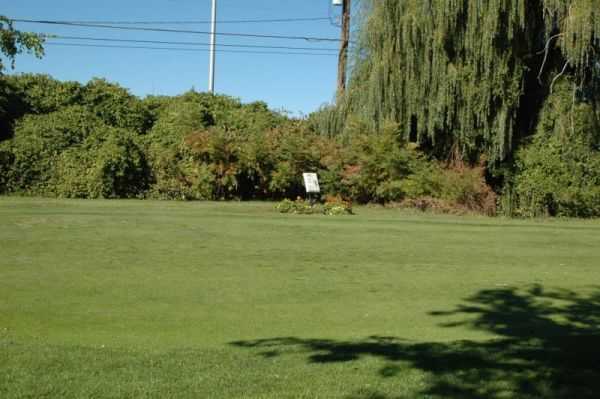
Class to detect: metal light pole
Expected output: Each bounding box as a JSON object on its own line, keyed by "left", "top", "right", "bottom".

{"left": 208, "top": 0, "right": 217, "bottom": 93}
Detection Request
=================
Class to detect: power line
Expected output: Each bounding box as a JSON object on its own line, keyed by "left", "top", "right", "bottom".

{"left": 52, "top": 17, "right": 331, "bottom": 25}
{"left": 12, "top": 18, "right": 345, "bottom": 43}
{"left": 45, "top": 42, "right": 338, "bottom": 56}
{"left": 43, "top": 34, "right": 339, "bottom": 52}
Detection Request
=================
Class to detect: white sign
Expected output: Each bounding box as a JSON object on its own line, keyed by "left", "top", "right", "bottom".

{"left": 302, "top": 173, "right": 320, "bottom": 193}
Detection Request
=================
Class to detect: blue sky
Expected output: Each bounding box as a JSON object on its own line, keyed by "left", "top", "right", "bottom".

{"left": 4, "top": 0, "right": 347, "bottom": 115}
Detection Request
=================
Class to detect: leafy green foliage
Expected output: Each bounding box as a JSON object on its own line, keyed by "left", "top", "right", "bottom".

{"left": 0, "top": 16, "right": 44, "bottom": 73}
{"left": 275, "top": 197, "right": 353, "bottom": 216}
{"left": 337, "top": 135, "right": 437, "bottom": 203}
{"left": 0, "top": 75, "right": 148, "bottom": 141}
{"left": 54, "top": 128, "right": 149, "bottom": 199}
{"left": 326, "top": 0, "right": 600, "bottom": 162}
{"left": 509, "top": 82, "right": 600, "bottom": 217}
{"left": 0, "top": 73, "right": 549, "bottom": 217}
{"left": 275, "top": 198, "right": 317, "bottom": 214}
{"left": 4, "top": 74, "right": 83, "bottom": 115}
{"left": 0, "top": 105, "right": 149, "bottom": 198}
{"left": 81, "top": 79, "right": 152, "bottom": 134}
{"left": 0, "top": 77, "right": 17, "bottom": 140}
{"left": 143, "top": 91, "right": 301, "bottom": 201}
{"left": 0, "top": 106, "right": 103, "bottom": 194}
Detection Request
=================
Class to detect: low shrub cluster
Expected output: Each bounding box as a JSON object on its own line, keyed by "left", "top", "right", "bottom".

{"left": 276, "top": 196, "right": 353, "bottom": 216}
{"left": 4, "top": 73, "right": 597, "bottom": 218}
{"left": 276, "top": 198, "right": 317, "bottom": 215}
{"left": 0, "top": 74, "right": 497, "bottom": 213}
{"left": 323, "top": 195, "right": 353, "bottom": 215}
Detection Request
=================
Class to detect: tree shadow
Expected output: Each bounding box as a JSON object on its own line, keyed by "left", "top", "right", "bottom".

{"left": 231, "top": 285, "right": 600, "bottom": 398}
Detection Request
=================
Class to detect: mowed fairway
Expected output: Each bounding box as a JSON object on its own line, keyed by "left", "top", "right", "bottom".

{"left": 1, "top": 198, "right": 600, "bottom": 398}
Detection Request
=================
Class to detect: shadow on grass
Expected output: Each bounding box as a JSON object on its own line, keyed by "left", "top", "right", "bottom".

{"left": 231, "top": 285, "right": 600, "bottom": 398}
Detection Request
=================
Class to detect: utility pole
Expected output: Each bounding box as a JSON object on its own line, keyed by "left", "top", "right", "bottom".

{"left": 337, "top": 0, "right": 351, "bottom": 96}
{"left": 208, "top": 0, "right": 217, "bottom": 94}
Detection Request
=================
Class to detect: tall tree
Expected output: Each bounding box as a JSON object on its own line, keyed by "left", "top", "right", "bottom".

{"left": 336, "top": 0, "right": 600, "bottom": 162}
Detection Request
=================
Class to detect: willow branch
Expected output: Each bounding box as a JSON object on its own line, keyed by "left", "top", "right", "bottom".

{"left": 537, "top": 33, "right": 564, "bottom": 85}
{"left": 550, "top": 60, "right": 570, "bottom": 94}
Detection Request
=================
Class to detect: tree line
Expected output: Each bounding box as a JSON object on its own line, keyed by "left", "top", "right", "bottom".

{"left": 1, "top": 1, "right": 600, "bottom": 217}
{"left": 312, "top": 0, "right": 600, "bottom": 217}
{"left": 0, "top": 74, "right": 498, "bottom": 214}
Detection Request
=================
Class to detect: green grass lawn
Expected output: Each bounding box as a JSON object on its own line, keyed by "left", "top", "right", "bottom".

{"left": 1, "top": 198, "right": 599, "bottom": 398}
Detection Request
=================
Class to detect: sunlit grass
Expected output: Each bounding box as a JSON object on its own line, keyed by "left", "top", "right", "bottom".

{"left": 1, "top": 198, "right": 599, "bottom": 398}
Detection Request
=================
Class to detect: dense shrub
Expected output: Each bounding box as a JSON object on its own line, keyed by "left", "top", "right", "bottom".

{"left": 0, "top": 75, "right": 151, "bottom": 139}
{"left": 323, "top": 195, "right": 353, "bottom": 215}
{"left": 0, "top": 78, "right": 18, "bottom": 140}
{"left": 276, "top": 198, "right": 316, "bottom": 214}
{"left": 510, "top": 135, "right": 600, "bottom": 217}
{"left": 508, "top": 82, "right": 600, "bottom": 217}
{"left": 53, "top": 128, "right": 149, "bottom": 199}
{"left": 4, "top": 74, "right": 83, "bottom": 115}
{"left": 436, "top": 165, "right": 498, "bottom": 215}
{"left": 0, "top": 106, "right": 103, "bottom": 194}
{"left": 145, "top": 93, "right": 215, "bottom": 140}
{"left": 266, "top": 124, "right": 321, "bottom": 198}
{"left": 276, "top": 197, "right": 353, "bottom": 216}
{"left": 81, "top": 79, "right": 152, "bottom": 134}
{"left": 144, "top": 91, "right": 284, "bottom": 136}
{"left": 0, "top": 147, "right": 12, "bottom": 193}
{"left": 0, "top": 73, "right": 508, "bottom": 215}
{"left": 326, "top": 134, "right": 441, "bottom": 204}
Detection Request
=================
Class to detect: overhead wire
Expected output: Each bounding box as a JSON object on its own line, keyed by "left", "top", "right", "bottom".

{"left": 51, "top": 17, "right": 331, "bottom": 25}
{"left": 12, "top": 18, "right": 346, "bottom": 43}
{"left": 43, "top": 34, "right": 340, "bottom": 52}
{"left": 44, "top": 42, "right": 338, "bottom": 56}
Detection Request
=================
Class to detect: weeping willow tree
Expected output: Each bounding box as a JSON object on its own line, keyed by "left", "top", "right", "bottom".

{"left": 332, "top": 0, "right": 600, "bottom": 162}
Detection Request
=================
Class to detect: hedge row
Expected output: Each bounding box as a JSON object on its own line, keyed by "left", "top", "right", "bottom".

{"left": 2, "top": 74, "right": 600, "bottom": 217}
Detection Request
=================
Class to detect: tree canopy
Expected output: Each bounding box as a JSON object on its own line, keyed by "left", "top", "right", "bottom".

{"left": 332, "top": 0, "right": 600, "bottom": 161}
{"left": 0, "top": 16, "right": 44, "bottom": 73}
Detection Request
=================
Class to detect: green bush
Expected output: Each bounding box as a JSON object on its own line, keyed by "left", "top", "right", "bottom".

{"left": 81, "top": 79, "right": 152, "bottom": 134}
{"left": 0, "top": 73, "right": 511, "bottom": 216}
{"left": 335, "top": 134, "right": 440, "bottom": 203}
{"left": 509, "top": 82, "right": 600, "bottom": 217}
{"left": 185, "top": 129, "right": 240, "bottom": 199}
{"left": 511, "top": 135, "right": 600, "bottom": 217}
{"left": 275, "top": 198, "right": 320, "bottom": 215}
{"left": 0, "top": 106, "right": 104, "bottom": 194}
{"left": 323, "top": 195, "right": 353, "bottom": 215}
{"left": 54, "top": 128, "right": 149, "bottom": 199}
{"left": 266, "top": 125, "right": 320, "bottom": 198}
{"left": 436, "top": 166, "right": 497, "bottom": 215}
{"left": 143, "top": 93, "right": 220, "bottom": 200}
{"left": 276, "top": 197, "right": 353, "bottom": 216}
{"left": 0, "top": 77, "right": 21, "bottom": 141}
{"left": 0, "top": 148, "right": 13, "bottom": 193}
{"left": 145, "top": 141, "right": 215, "bottom": 201}
{"left": 4, "top": 74, "right": 83, "bottom": 115}
{"left": 146, "top": 95, "right": 214, "bottom": 141}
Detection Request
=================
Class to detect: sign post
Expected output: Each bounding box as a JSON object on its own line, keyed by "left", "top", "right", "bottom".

{"left": 302, "top": 173, "right": 320, "bottom": 206}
